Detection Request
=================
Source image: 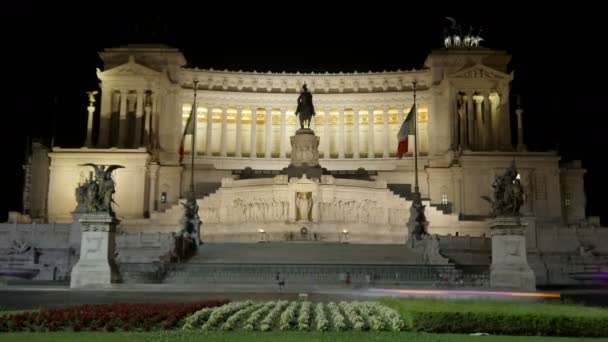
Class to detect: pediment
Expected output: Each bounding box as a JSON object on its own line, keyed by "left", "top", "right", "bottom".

{"left": 97, "top": 56, "right": 161, "bottom": 79}
{"left": 449, "top": 64, "right": 510, "bottom": 80}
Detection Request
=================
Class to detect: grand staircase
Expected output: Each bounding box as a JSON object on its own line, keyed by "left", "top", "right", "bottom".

{"left": 160, "top": 242, "right": 462, "bottom": 287}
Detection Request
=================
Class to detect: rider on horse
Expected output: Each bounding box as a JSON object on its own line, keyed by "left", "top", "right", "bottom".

{"left": 295, "top": 84, "right": 316, "bottom": 129}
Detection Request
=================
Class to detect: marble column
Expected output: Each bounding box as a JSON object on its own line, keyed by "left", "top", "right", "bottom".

{"left": 134, "top": 90, "right": 144, "bottom": 147}
{"left": 368, "top": 108, "right": 375, "bottom": 158}
{"left": 205, "top": 106, "right": 213, "bottom": 156}
{"left": 516, "top": 107, "right": 527, "bottom": 151}
{"left": 144, "top": 92, "right": 152, "bottom": 147}
{"left": 338, "top": 109, "right": 345, "bottom": 158}
{"left": 98, "top": 87, "right": 112, "bottom": 147}
{"left": 220, "top": 106, "right": 228, "bottom": 157}
{"left": 118, "top": 90, "right": 128, "bottom": 148}
{"left": 235, "top": 107, "right": 243, "bottom": 157}
{"left": 451, "top": 92, "right": 459, "bottom": 150}
{"left": 85, "top": 104, "right": 95, "bottom": 147}
{"left": 265, "top": 107, "right": 272, "bottom": 158}
{"left": 498, "top": 91, "right": 512, "bottom": 150}
{"left": 491, "top": 94, "right": 500, "bottom": 150}
{"left": 382, "top": 107, "right": 389, "bottom": 158}
{"left": 324, "top": 110, "right": 330, "bottom": 158}
{"left": 466, "top": 93, "right": 474, "bottom": 150}
{"left": 250, "top": 108, "right": 257, "bottom": 158}
{"left": 353, "top": 108, "right": 360, "bottom": 159}
{"left": 474, "top": 95, "right": 484, "bottom": 150}
{"left": 148, "top": 162, "right": 159, "bottom": 214}
{"left": 150, "top": 92, "right": 158, "bottom": 149}
{"left": 279, "top": 108, "right": 286, "bottom": 158}
{"left": 483, "top": 93, "right": 493, "bottom": 150}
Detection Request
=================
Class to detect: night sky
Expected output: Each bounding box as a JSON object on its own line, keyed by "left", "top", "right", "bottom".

{"left": 2, "top": 6, "right": 606, "bottom": 224}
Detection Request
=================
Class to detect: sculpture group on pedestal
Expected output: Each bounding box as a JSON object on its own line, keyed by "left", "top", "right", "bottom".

{"left": 486, "top": 161, "right": 536, "bottom": 290}
{"left": 177, "top": 191, "right": 201, "bottom": 256}
{"left": 407, "top": 192, "right": 428, "bottom": 244}
{"left": 482, "top": 160, "right": 524, "bottom": 217}
{"left": 70, "top": 163, "right": 123, "bottom": 288}
{"left": 77, "top": 164, "right": 124, "bottom": 215}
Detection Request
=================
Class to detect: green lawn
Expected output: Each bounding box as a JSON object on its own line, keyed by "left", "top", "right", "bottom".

{"left": 0, "top": 331, "right": 606, "bottom": 342}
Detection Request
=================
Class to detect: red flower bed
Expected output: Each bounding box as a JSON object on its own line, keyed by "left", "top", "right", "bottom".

{"left": 0, "top": 299, "right": 228, "bottom": 332}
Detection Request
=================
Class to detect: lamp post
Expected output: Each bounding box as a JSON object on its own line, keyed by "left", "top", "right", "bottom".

{"left": 342, "top": 229, "right": 349, "bottom": 243}
{"left": 258, "top": 229, "right": 267, "bottom": 242}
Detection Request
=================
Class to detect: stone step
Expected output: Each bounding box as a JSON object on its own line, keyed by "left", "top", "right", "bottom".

{"left": 186, "top": 242, "right": 425, "bottom": 265}
{"left": 162, "top": 263, "right": 461, "bottom": 285}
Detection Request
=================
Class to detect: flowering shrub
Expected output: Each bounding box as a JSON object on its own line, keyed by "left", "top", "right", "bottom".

{"left": 220, "top": 303, "right": 264, "bottom": 331}
{"left": 353, "top": 301, "right": 386, "bottom": 331}
{"left": 201, "top": 301, "right": 253, "bottom": 331}
{"left": 279, "top": 301, "right": 299, "bottom": 331}
{"left": 327, "top": 302, "right": 347, "bottom": 331}
{"left": 0, "top": 300, "right": 227, "bottom": 332}
{"left": 297, "top": 301, "right": 311, "bottom": 331}
{"left": 314, "top": 302, "right": 329, "bottom": 331}
{"left": 368, "top": 302, "right": 404, "bottom": 331}
{"left": 242, "top": 301, "right": 276, "bottom": 331}
{"left": 181, "top": 307, "right": 215, "bottom": 330}
{"left": 339, "top": 301, "right": 365, "bottom": 331}
{"left": 259, "top": 300, "right": 289, "bottom": 331}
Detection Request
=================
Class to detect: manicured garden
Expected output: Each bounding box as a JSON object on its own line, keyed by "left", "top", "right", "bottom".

{"left": 1, "top": 298, "right": 607, "bottom": 341}
{"left": 0, "top": 331, "right": 605, "bottom": 342}
{"left": 181, "top": 300, "right": 404, "bottom": 331}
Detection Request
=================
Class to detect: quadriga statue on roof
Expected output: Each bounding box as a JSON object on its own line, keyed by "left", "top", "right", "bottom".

{"left": 79, "top": 164, "right": 125, "bottom": 216}
{"left": 295, "top": 84, "right": 316, "bottom": 129}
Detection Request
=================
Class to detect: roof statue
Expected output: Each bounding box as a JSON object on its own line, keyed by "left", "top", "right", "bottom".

{"left": 86, "top": 90, "right": 98, "bottom": 106}
{"left": 443, "top": 17, "right": 484, "bottom": 48}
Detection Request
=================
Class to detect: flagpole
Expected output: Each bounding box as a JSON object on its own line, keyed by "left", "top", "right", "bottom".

{"left": 412, "top": 81, "right": 419, "bottom": 194}
{"left": 190, "top": 80, "right": 199, "bottom": 194}
{"left": 407, "top": 80, "right": 426, "bottom": 246}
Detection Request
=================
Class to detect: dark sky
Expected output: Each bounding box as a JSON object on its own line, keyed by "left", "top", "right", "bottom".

{"left": 2, "top": 6, "right": 606, "bottom": 223}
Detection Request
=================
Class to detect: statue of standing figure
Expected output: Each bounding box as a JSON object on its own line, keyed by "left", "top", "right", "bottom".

{"left": 296, "top": 192, "right": 312, "bottom": 221}
{"left": 295, "top": 84, "right": 316, "bottom": 129}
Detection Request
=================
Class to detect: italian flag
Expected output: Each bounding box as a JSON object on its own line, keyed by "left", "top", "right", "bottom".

{"left": 396, "top": 105, "right": 416, "bottom": 159}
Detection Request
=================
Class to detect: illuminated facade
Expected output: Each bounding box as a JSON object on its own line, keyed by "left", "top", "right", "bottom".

{"left": 40, "top": 45, "right": 586, "bottom": 227}
{"left": 2, "top": 44, "right": 605, "bottom": 286}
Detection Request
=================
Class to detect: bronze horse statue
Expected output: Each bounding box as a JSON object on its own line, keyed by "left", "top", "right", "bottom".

{"left": 295, "top": 84, "right": 316, "bottom": 129}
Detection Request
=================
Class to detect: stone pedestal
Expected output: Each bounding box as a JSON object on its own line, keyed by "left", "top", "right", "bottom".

{"left": 284, "top": 129, "right": 324, "bottom": 178}
{"left": 290, "top": 129, "right": 320, "bottom": 166}
{"left": 489, "top": 217, "right": 536, "bottom": 290}
{"left": 70, "top": 212, "right": 120, "bottom": 288}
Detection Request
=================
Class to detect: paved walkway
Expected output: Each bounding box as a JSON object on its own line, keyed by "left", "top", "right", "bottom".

{"left": 1, "top": 283, "right": 592, "bottom": 310}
